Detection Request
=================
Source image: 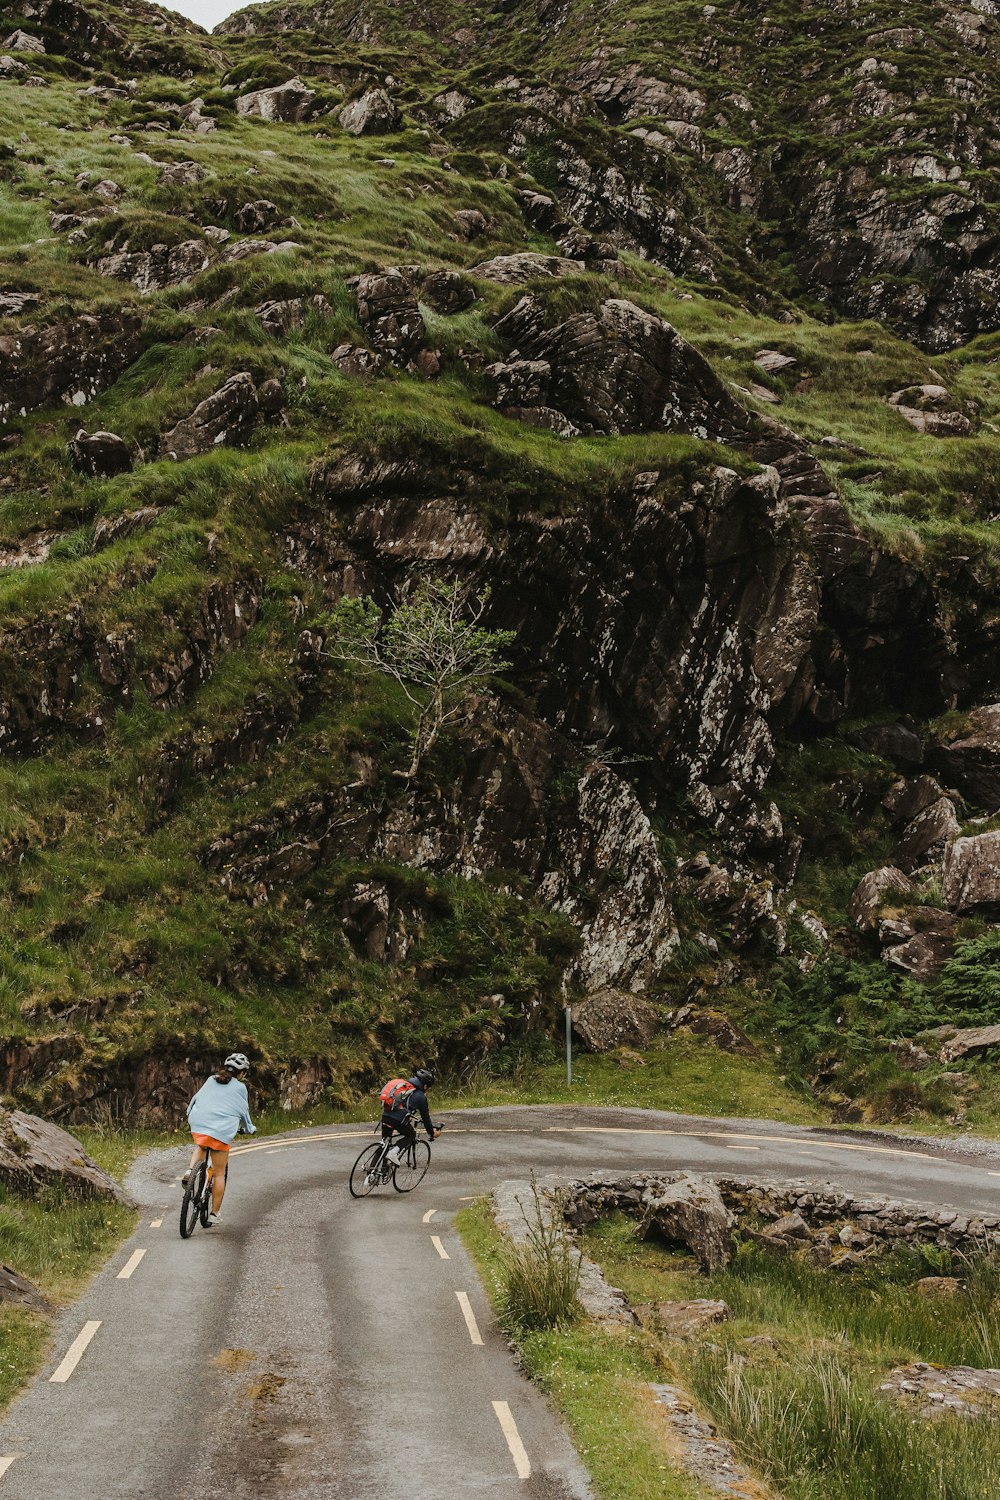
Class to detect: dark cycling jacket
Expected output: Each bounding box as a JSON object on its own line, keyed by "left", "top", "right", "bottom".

{"left": 382, "top": 1078, "right": 435, "bottom": 1136}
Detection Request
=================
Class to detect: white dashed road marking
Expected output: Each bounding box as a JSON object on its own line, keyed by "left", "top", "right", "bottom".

{"left": 456, "top": 1291, "right": 484, "bottom": 1346}
{"left": 0, "top": 1457, "right": 20, "bottom": 1479}
{"left": 422, "top": 1208, "right": 438, "bottom": 1223}
{"left": 117, "top": 1249, "right": 147, "bottom": 1281}
{"left": 431, "top": 1236, "right": 450, "bottom": 1260}
{"left": 50, "top": 1322, "right": 101, "bottom": 1384}
{"left": 724, "top": 1144, "right": 760, "bottom": 1151}
{"left": 492, "top": 1401, "right": 531, "bottom": 1479}
{"left": 150, "top": 1218, "right": 163, "bottom": 1229}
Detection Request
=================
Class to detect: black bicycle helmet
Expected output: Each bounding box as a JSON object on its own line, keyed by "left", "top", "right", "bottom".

{"left": 413, "top": 1068, "right": 434, "bottom": 1088}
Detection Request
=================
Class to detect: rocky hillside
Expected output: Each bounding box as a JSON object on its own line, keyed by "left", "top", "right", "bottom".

{"left": 4, "top": 0, "right": 1000, "bottom": 1124}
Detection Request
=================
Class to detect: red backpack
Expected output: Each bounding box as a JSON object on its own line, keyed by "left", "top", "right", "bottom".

{"left": 379, "top": 1077, "right": 415, "bottom": 1112}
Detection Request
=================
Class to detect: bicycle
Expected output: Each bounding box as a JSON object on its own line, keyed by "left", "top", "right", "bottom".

{"left": 179, "top": 1156, "right": 227, "bottom": 1238}
{"left": 349, "top": 1126, "right": 436, "bottom": 1197}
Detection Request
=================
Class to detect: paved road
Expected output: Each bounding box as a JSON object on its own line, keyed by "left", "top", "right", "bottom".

{"left": 1, "top": 1104, "right": 998, "bottom": 1499}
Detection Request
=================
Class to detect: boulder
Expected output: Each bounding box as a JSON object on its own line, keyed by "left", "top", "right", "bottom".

{"left": 846, "top": 867, "right": 913, "bottom": 931}
{"left": 338, "top": 88, "right": 401, "bottom": 135}
{"left": 431, "top": 89, "right": 473, "bottom": 120}
{"left": 888, "top": 385, "right": 972, "bottom": 437}
{"left": 637, "top": 1173, "right": 733, "bottom": 1271}
{"left": 178, "top": 97, "right": 215, "bottom": 134}
{"left": 331, "top": 344, "right": 383, "bottom": 377}
{"left": 572, "top": 988, "right": 657, "bottom": 1052}
{"left": 882, "top": 912, "right": 956, "bottom": 981}
{"left": 916, "top": 1276, "right": 964, "bottom": 1299}
{"left": 4, "top": 29, "right": 45, "bottom": 52}
{"left": 468, "top": 252, "right": 579, "bottom": 284}
{"left": 896, "top": 795, "right": 959, "bottom": 871}
{"left": 92, "top": 506, "right": 159, "bottom": 551}
{"left": 96, "top": 239, "right": 210, "bottom": 293}
{"left": 0, "top": 1264, "right": 47, "bottom": 1311}
{"left": 681, "top": 1008, "right": 758, "bottom": 1056}
{"left": 235, "top": 199, "right": 280, "bottom": 234}
{"left": 754, "top": 349, "right": 797, "bottom": 373}
{"left": 633, "top": 1299, "right": 732, "bottom": 1337}
{"left": 418, "top": 269, "right": 475, "bottom": 315}
{"left": 883, "top": 774, "right": 945, "bottom": 825}
{"left": 943, "top": 832, "right": 1000, "bottom": 911}
{"left": 157, "top": 160, "right": 205, "bottom": 187}
{"left": 888, "top": 1039, "right": 932, "bottom": 1071}
{"left": 881, "top": 1362, "right": 1000, "bottom": 1420}
{"left": 355, "top": 269, "right": 425, "bottom": 365}
{"left": 68, "top": 428, "right": 133, "bottom": 478}
{"left": 0, "top": 54, "right": 27, "bottom": 76}
{"left": 852, "top": 721, "right": 925, "bottom": 765}
{"left": 235, "top": 76, "right": 316, "bottom": 123}
{"left": 0, "top": 1108, "right": 128, "bottom": 1202}
{"left": 932, "top": 706, "right": 1000, "bottom": 809}
{"left": 0, "top": 311, "right": 142, "bottom": 424}
{"left": 160, "top": 372, "right": 274, "bottom": 461}
{"left": 452, "top": 209, "right": 488, "bottom": 239}
{"left": 940, "top": 1024, "right": 1000, "bottom": 1063}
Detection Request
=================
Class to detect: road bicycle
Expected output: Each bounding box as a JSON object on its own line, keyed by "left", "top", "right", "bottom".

{"left": 349, "top": 1127, "right": 435, "bottom": 1197}
{"left": 179, "top": 1156, "right": 226, "bottom": 1238}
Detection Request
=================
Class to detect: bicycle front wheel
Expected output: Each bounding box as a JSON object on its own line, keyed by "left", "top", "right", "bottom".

{"left": 350, "top": 1143, "right": 384, "bottom": 1198}
{"left": 393, "top": 1140, "right": 430, "bottom": 1193}
{"left": 179, "top": 1161, "right": 206, "bottom": 1239}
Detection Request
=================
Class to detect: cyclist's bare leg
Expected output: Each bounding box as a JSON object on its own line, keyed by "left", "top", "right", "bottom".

{"left": 208, "top": 1147, "right": 229, "bottom": 1212}
{"left": 187, "top": 1143, "right": 208, "bottom": 1171}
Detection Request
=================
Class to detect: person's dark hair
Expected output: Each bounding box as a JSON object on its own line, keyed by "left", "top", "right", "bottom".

{"left": 213, "top": 1068, "right": 233, "bottom": 1084}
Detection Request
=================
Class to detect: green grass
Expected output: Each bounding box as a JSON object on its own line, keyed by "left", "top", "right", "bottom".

{"left": 583, "top": 1215, "right": 1000, "bottom": 1500}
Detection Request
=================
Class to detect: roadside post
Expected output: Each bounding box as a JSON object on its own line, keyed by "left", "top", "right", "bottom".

{"left": 565, "top": 1003, "right": 573, "bottom": 1086}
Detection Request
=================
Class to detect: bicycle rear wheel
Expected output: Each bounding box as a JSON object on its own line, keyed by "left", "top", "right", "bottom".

{"left": 179, "top": 1161, "right": 206, "bottom": 1239}
{"left": 393, "top": 1140, "right": 430, "bottom": 1193}
{"left": 349, "top": 1143, "right": 384, "bottom": 1198}
{"left": 199, "top": 1167, "right": 215, "bottom": 1227}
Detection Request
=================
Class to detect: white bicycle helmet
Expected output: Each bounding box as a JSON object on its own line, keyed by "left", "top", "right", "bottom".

{"left": 224, "top": 1052, "right": 250, "bottom": 1073}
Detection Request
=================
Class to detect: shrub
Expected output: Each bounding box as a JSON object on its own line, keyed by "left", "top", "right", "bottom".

{"left": 498, "top": 1177, "right": 582, "bottom": 1332}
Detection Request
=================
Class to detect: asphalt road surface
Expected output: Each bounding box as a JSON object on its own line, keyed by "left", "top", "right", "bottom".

{"left": 1, "top": 1104, "right": 999, "bottom": 1499}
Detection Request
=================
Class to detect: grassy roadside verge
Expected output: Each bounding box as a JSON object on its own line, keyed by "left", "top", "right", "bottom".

{"left": 584, "top": 1215, "right": 1000, "bottom": 1500}
{"left": 455, "top": 1197, "right": 711, "bottom": 1500}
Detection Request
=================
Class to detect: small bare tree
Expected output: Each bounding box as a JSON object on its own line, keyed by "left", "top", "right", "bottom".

{"left": 325, "top": 578, "right": 515, "bottom": 779}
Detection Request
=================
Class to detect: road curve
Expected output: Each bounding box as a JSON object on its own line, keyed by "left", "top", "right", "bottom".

{"left": 1, "top": 1104, "right": 998, "bottom": 1499}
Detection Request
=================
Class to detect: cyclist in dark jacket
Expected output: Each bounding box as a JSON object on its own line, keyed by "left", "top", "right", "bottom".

{"left": 382, "top": 1069, "right": 439, "bottom": 1162}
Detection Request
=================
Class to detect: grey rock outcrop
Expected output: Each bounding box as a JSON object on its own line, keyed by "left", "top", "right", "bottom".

{"left": 161, "top": 372, "right": 281, "bottom": 461}
{"left": 888, "top": 385, "right": 972, "bottom": 437}
{"left": 636, "top": 1173, "right": 733, "bottom": 1271}
{"left": 634, "top": 1300, "right": 732, "bottom": 1337}
{"left": 68, "top": 429, "right": 133, "bottom": 478}
{"left": 354, "top": 269, "right": 425, "bottom": 365}
{"left": 236, "top": 76, "right": 316, "bottom": 123}
{"left": 96, "top": 240, "right": 210, "bottom": 293}
{"left": 940, "top": 1024, "right": 1000, "bottom": 1063}
{"left": 943, "top": 832, "right": 1000, "bottom": 911}
{"left": 847, "top": 867, "right": 913, "bottom": 931}
{"left": 933, "top": 705, "right": 1000, "bottom": 808}
{"left": 0, "top": 1265, "right": 47, "bottom": 1311}
{"left": 338, "top": 88, "right": 401, "bottom": 135}
{"left": 881, "top": 1362, "right": 1000, "bottom": 1421}
{"left": 468, "top": 252, "right": 579, "bottom": 284}
{"left": 4, "top": 29, "right": 44, "bottom": 51}
{"left": 418, "top": 270, "right": 475, "bottom": 315}
{"left": 0, "top": 312, "right": 142, "bottom": 424}
{"left": 571, "top": 989, "right": 658, "bottom": 1052}
{"left": 0, "top": 1108, "right": 129, "bottom": 1203}
{"left": 896, "top": 796, "right": 959, "bottom": 872}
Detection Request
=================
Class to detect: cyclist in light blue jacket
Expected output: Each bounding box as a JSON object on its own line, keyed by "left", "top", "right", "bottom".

{"left": 183, "top": 1052, "right": 256, "bottom": 1223}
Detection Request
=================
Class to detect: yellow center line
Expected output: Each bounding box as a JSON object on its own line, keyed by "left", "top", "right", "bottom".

{"left": 456, "top": 1291, "right": 484, "bottom": 1346}
{"left": 117, "top": 1249, "right": 146, "bottom": 1281}
{"left": 50, "top": 1322, "right": 101, "bottom": 1384}
{"left": 493, "top": 1402, "right": 531, "bottom": 1480}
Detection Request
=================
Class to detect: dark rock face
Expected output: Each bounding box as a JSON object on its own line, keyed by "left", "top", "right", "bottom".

{"left": 0, "top": 1108, "right": 129, "bottom": 1203}
{"left": 68, "top": 428, "right": 133, "bottom": 477}
{"left": 161, "top": 372, "right": 280, "bottom": 460}
{"left": 0, "top": 1265, "right": 47, "bottom": 1311}
{"left": 896, "top": 796, "right": 959, "bottom": 873}
{"left": 418, "top": 270, "right": 475, "bottom": 315}
{"left": 0, "top": 312, "right": 142, "bottom": 424}
{"left": 943, "top": 832, "right": 1000, "bottom": 911}
{"left": 932, "top": 706, "right": 1000, "bottom": 809}
{"left": 490, "top": 295, "right": 753, "bottom": 440}
{"left": 847, "top": 868, "right": 913, "bottom": 931}
{"left": 96, "top": 240, "right": 211, "bottom": 293}
{"left": 571, "top": 989, "right": 658, "bottom": 1052}
{"left": 354, "top": 270, "right": 425, "bottom": 365}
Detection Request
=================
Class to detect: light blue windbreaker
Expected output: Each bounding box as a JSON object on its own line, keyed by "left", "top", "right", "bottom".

{"left": 187, "top": 1075, "right": 256, "bottom": 1144}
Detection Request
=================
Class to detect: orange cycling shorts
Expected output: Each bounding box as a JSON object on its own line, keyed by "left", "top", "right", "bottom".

{"left": 192, "top": 1133, "right": 229, "bottom": 1152}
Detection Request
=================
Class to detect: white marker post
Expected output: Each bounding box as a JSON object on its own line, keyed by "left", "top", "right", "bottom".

{"left": 565, "top": 1004, "right": 573, "bottom": 1086}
